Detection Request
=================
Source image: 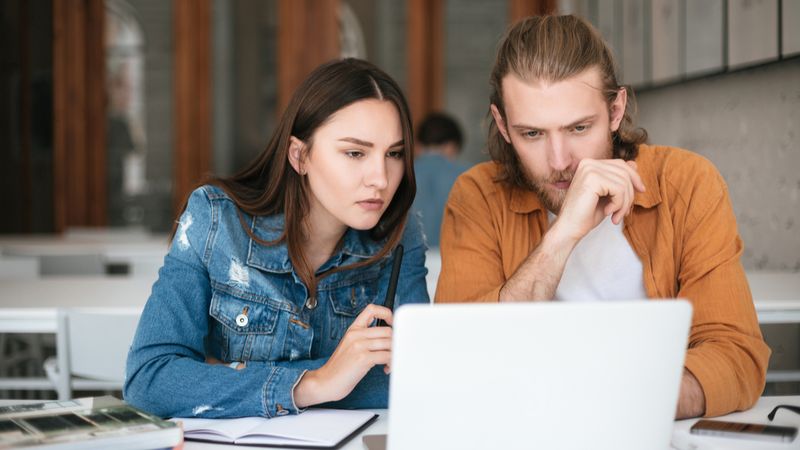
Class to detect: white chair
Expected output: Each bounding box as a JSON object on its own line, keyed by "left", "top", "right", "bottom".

{"left": 0, "top": 256, "right": 42, "bottom": 396}
{"left": 44, "top": 308, "right": 141, "bottom": 400}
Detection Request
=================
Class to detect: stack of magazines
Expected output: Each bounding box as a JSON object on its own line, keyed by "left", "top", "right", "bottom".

{"left": 0, "top": 396, "right": 182, "bottom": 449}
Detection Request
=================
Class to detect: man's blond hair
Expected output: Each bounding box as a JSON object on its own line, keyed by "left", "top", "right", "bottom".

{"left": 488, "top": 14, "right": 647, "bottom": 188}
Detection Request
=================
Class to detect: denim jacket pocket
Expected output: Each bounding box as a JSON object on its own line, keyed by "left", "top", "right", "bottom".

{"left": 324, "top": 269, "right": 381, "bottom": 339}
{"left": 209, "top": 283, "right": 286, "bottom": 362}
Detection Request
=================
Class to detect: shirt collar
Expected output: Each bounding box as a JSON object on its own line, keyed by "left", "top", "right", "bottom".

{"left": 245, "top": 213, "right": 385, "bottom": 273}
{"left": 632, "top": 145, "right": 662, "bottom": 208}
{"left": 509, "top": 184, "right": 545, "bottom": 214}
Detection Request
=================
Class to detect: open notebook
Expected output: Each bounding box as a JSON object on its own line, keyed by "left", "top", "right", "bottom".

{"left": 175, "top": 409, "right": 378, "bottom": 449}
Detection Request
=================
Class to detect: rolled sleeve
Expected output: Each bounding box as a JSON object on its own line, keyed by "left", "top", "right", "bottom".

{"left": 676, "top": 167, "right": 770, "bottom": 417}
{"left": 263, "top": 367, "right": 308, "bottom": 417}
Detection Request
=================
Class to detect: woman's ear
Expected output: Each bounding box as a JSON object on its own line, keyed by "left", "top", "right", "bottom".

{"left": 288, "top": 136, "right": 306, "bottom": 175}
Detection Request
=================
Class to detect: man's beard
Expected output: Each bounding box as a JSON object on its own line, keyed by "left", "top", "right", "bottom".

{"left": 529, "top": 169, "right": 573, "bottom": 214}
{"left": 526, "top": 133, "right": 614, "bottom": 214}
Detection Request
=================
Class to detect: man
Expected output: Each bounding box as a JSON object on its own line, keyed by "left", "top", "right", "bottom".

{"left": 435, "top": 15, "right": 769, "bottom": 419}
{"left": 412, "top": 112, "right": 468, "bottom": 246}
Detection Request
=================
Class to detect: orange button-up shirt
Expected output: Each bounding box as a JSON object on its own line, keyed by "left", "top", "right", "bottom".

{"left": 436, "top": 144, "right": 770, "bottom": 417}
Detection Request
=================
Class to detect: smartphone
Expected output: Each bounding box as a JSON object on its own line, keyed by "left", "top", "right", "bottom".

{"left": 690, "top": 419, "right": 798, "bottom": 443}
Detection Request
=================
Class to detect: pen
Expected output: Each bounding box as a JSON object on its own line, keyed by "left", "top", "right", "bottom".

{"left": 376, "top": 244, "right": 403, "bottom": 327}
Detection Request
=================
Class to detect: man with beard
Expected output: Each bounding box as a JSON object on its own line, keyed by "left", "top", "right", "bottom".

{"left": 435, "top": 15, "right": 769, "bottom": 419}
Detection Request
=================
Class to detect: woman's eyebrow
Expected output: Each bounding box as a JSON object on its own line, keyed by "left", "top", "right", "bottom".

{"left": 338, "top": 137, "right": 405, "bottom": 148}
{"left": 338, "top": 137, "right": 374, "bottom": 147}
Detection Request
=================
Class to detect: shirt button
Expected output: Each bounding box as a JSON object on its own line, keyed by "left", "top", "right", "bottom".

{"left": 305, "top": 297, "right": 317, "bottom": 310}
{"left": 235, "top": 313, "right": 249, "bottom": 327}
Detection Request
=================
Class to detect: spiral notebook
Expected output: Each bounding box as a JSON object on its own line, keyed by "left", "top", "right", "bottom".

{"left": 175, "top": 408, "right": 378, "bottom": 449}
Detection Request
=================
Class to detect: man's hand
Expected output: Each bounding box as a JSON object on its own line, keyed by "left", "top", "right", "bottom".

{"left": 500, "top": 159, "right": 645, "bottom": 302}
{"left": 550, "top": 159, "right": 645, "bottom": 244}
{"left": 676, "top": 369, "right": 706, "bottom": 419}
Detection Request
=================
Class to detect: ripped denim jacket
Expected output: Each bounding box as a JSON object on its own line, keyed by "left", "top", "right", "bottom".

{"left": 124, "top": 185, "right": 429, "bottom": 418}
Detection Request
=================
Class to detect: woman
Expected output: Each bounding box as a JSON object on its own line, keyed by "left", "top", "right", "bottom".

{"left": 124, "top": 59, "right": 429, "bottom": 418}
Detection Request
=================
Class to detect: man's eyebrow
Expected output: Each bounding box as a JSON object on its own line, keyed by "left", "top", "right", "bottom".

{"left": 509, "top": 114, "right": 599, "bottom": 132}
{"left": 510, "top": 123, "right": 543, "bottom": 131}
{"left": 338, "top": 137, "right": 405, "bottom": 148}
{"left": 561, "top": 114, "right": 598, "bottom": 129}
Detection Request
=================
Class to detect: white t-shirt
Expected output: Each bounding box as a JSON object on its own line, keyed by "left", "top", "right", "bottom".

{"left": 548, "top": 212, "right": 647, "bottom": 302}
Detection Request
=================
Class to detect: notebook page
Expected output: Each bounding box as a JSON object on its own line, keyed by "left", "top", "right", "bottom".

{"left": 176, "top": 416, "right": 265, "bottom": 442}
{"left": 175, "top": 409, "right": 376, "bottom": 446}
{"left": 237, "top": 409, "right": 376, "bottom": 445}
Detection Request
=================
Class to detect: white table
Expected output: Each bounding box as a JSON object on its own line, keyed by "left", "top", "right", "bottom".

{"left": 0, "top": 395, "right": 797, "bottom": 448}
{"left": 0, "top": 277, "right": 154, "bottom": 333}
{"left": 0, "top": 234, "right": 168, "bottom": 277}
{"left": 672, "top": 395, "right": 800, "bottom": 449}
{"left": 182, "top": 395, "right": 800, "bottom": 449}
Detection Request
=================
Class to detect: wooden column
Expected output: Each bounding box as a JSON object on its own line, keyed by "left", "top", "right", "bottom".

{"left": 174, "top": 0, "right": 212, "bottom": 212}
{"left": 509, "top": 0, "right": 557, "bottom": 23}
{"left": 53, "top": 0, "right": 107, "bottom": 232}
{"left": 19, "top": 0, "right": 32, "bottom": 232}
{"left": 277, "top": 0, "right": 340, "bottom": 112}
{"left": 407, "top": 0, "right": 444, "bottom": 127}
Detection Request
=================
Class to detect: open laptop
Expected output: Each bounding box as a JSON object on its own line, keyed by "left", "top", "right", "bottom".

{"left": 367, "top": 300, "right": 692, "bottom": 450}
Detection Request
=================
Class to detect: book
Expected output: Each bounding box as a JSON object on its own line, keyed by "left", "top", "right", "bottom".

{"left": 0, "top": 396, "right": 182, "bottom": 450}
{"left": 176, "top": 408, "right": 379, "bottom": 449}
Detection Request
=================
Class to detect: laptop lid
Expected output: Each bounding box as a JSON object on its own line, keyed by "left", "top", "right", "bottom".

{"left": 386, "top": 301, "right": 692, "bottom": 450}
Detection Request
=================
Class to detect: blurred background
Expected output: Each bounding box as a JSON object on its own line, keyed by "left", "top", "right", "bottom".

{"left": 0, "top": 0, "right": 798, "bottom": 399}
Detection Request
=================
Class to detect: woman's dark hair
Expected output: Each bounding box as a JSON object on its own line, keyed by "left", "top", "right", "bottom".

{"left": 176, "top": 58, "right": 415, "bottom": 300}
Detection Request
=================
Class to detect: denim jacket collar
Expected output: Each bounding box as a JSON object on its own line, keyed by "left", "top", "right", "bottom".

{"left": 246, "top": 214, "right": 386, "bottom": 274}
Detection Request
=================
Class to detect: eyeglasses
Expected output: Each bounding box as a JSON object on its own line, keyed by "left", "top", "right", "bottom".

{"left": 767, "top": 405, "right": 800, "bottom": 421}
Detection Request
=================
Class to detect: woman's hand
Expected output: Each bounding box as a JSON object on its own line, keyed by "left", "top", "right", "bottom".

{"left": 293, "top": 304, "right": 393, "bottom": 408}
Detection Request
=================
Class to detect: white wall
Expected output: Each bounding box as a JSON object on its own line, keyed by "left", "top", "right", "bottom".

{"left": 636, "top": 58, "right": 800, "bottom": 271}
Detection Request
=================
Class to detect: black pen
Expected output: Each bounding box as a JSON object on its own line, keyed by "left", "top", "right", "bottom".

{"left": 376, "top": 244, "right": 403, "bottom": 327}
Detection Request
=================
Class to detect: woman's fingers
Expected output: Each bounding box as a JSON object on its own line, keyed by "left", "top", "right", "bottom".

{"left": 350, "top": 304, "right": 393, "bottom": 328}
{"left": 345, "top": 324, "right": 392, "bottom": 341}
{"left": 363, "top": 337, "right": 392, "bottom": 352}
{"left": 368, "top": 351, "right": 392, "bottom": 366}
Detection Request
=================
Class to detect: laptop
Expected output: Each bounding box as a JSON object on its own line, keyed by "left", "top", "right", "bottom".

{"left": 367, "top": 300, "right": 692, "bottom": 450}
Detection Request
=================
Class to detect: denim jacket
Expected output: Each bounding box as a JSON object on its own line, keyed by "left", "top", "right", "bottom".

{"left": 124, "top": 185, "right": 429, "bottom": 418}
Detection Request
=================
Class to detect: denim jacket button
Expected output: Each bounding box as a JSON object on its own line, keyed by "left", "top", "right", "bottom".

{"left": 305, "top": 297, "right": 317, "bottom": 310}
{"left": 276, "top": 404, "right": 289, "bottom": 416}
{"left": 235, "top": 313, "right": 249, "bottom": 327}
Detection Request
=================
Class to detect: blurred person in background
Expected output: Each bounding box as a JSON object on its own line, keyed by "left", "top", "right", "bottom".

{"left": 412, "top": 112, "right": 468, "bottom": 247}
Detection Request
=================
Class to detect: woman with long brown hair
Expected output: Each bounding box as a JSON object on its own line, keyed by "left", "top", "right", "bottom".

{"left": 124, "top": 58, "right": 429, "bottom": 418}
